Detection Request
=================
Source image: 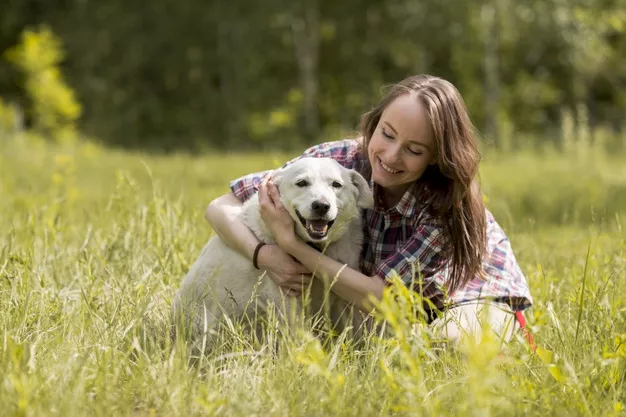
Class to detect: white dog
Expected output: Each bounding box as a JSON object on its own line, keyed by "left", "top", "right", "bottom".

{"left": 172, "top": 157, "right": 374, "bottom": 341}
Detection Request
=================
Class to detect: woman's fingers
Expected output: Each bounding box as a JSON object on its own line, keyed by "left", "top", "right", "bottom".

{"left": 266, "top": 180, "right": 283, "bottom": 209}
{"left": 258, "top": 176, "right": 272, "bottom": 209}
{"left": 283, "top": 288, "right": 301, "bottom": 297}
{"left": 279, "top": 274, "right": 314, "bottom": 295}
{"left": 290, "top": 260, "right": 312, "bottom": 275}
{"left": 296, "top": 273, "right": 313, "bottom": 285}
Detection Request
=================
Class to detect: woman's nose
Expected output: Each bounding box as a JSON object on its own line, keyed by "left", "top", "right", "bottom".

{"left": 385, "top": 143, "right": 403, "bottom": 162}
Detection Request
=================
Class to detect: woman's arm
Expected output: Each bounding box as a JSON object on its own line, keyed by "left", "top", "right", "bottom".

{"left": 205, "top": 192, "right": 312, "bottom": 293}
{"left": 205, "top": 192, "right": 261, "bottom": 261}
{"left": 286, "top": 238, "right": 387, "bottom": 312}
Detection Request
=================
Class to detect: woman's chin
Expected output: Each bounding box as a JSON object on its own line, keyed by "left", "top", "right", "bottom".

{"left": 373, "top": 167, "right": 401, "bottom": 187}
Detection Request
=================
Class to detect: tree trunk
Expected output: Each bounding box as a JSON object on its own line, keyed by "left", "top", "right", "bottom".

{"left": 482, "top": 1, "right": 501, "bottom": 148}
{"left": 292, "top": 0, "right": 320, "bottom": 141}
{"left": 216, "top": 2, "right": 243, "bottom": 147}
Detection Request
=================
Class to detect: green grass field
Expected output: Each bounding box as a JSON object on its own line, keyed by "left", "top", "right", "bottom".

{"left": 1, "top": 135, "right": 625, "bottom": 416}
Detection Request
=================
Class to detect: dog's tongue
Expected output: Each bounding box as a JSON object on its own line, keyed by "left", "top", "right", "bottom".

{"left": 306, "top": 219, "right": 329, "bottom": 234}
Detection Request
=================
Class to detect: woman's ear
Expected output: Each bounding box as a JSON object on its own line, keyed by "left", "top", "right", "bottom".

{"left": 350, "top": 170, "right": 374, "bottom": 209}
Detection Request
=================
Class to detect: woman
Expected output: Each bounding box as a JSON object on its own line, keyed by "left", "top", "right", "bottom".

{"left": 206, "top": 74, "right": 533, "bottom": 344}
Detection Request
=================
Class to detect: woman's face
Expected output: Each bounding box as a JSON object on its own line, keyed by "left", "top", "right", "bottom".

{"left": 367, "top": 94, "right": 436, "bottom": 196}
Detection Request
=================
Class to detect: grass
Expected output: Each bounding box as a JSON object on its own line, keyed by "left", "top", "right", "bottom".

{"left": 0, "top": 135, "right": 625, "bottom": 416}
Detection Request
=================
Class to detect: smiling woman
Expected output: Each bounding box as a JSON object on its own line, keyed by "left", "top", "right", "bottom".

{"left": 367, "top": 94, "right": 436, "bottom": 202}
{"left": 205, "top": 74, "right": 533, "bottom": 346}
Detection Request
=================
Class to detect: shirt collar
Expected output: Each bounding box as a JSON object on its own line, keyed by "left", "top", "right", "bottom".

{"left": 372, "top": 180, "right": 422, "bottom": 218}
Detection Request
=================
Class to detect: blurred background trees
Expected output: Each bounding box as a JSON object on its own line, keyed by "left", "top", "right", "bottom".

{"left": 0, "top": 0, "right": 624, "bottom": 151}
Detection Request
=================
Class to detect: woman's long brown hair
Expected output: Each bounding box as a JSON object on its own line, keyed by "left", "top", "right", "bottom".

{"left": 360, "top": 74, "right": 487, "bottom": 293}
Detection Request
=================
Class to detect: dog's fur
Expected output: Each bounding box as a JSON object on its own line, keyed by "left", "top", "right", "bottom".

{"left": 172, "top": 158, "right": 374, "bottom": 341}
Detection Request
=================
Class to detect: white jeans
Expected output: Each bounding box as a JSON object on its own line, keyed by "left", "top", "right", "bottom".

{"left": 430, "top": 301, "right": 519, "bottom": 344}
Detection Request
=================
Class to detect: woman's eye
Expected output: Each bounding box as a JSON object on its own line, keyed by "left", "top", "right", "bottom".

{"left": 331, "top": 181, "right": 343, "bottom": 189}
{"left": 407, "top": 148, "right": 423, "bottom": 155}
{"left": 382, "top": 129, "right": 394, "bottom": 140}
{"left": 296, "top": 180, "right": 309, "bottom": 188}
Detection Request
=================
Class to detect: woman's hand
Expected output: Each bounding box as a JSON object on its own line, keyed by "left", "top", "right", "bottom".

{"left": 258, "top": 176, "right": 298, "bottom": 248}
{"left": 258, "top": 176, "right": 311, "bottom": 296}
{"left": 256, "top": 244, "right": 312, "bottom": 296}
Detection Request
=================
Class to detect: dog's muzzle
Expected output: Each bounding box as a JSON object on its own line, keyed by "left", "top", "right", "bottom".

{"left": 295, "top": 209, "right": 335, "bottom": 241}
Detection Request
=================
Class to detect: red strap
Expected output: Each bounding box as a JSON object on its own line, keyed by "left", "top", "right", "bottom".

{"left": 515, "top": 311, "right": 536, "bottom": 351}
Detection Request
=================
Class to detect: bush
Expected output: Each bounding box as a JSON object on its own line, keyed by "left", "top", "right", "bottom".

{"left": 0, "top": 97, "right": 21, "bottom": 138}
{"left": 4, "top": 26, "right": 81, "bottom": 142}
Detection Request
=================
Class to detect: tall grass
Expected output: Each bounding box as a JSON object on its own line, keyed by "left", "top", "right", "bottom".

{"left": 1, "top": 135, "right": 624, "bottom": 416}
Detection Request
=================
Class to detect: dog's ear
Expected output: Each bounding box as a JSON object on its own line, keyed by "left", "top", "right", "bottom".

{"left": 350, "top": 170, "right": 374, "bottom": 209}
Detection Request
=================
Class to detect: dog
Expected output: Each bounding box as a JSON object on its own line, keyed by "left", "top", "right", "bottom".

{"left": 172, "top": 157, "right": 374, "bottom": 342}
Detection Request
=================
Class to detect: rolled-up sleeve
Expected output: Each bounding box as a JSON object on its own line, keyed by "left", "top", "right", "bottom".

{"left": 229, "top": 170, "right": 272, "bottom": 203}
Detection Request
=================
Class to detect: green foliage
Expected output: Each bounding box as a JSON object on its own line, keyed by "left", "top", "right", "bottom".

{"left": 0, "top": 97, "right": 19, "bottom": 137}
{"left": 0, "top": 0, "right": 624, "bottom": 149}
{"left": 5, "top": 26, "right": 81, "bottom": 142}
{"left": 1, "top": 136, "right": 625, "bottom": 415}
{"left": 480, "top": 147, "right": 626, "bottom": 230}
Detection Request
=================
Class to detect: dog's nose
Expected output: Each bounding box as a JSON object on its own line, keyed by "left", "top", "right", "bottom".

{"left": 311, "top": 201, "right": 330, "bottom": 216}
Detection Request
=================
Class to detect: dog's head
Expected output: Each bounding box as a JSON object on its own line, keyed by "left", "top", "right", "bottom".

{"left": 272, "top": 158, "right": 374, "bottom": 244}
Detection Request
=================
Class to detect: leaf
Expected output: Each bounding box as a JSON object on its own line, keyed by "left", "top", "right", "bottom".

{"left": 547, "top": 364, "right": 567, "bottom": 384}
{"left": 536, "top": 346, "right": 555, "bottom": 364}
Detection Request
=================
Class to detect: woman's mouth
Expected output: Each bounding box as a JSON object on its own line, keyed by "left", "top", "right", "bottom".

{"left": 378, "top": 157, "right": 402, "bottom": 174}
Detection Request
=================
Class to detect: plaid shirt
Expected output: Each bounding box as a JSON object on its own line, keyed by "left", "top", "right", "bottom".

{"left": 230, "top": 139, "right": 533, "bottom": 311}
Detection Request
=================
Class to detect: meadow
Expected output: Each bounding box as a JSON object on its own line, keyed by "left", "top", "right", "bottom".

{"left": 0, "top": 135, "right": 625, "bottom": 416}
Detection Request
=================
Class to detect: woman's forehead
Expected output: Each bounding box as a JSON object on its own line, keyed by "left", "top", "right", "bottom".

{"left": 382, "top": 94, "right": 434, "bottom": 147}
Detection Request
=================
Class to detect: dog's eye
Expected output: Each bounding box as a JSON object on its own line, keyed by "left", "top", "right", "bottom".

{"left": 296, "top": 180, "right": 309, "bottom": 188}
{"left": 331, "top": 181, "right": 343, "bottom": 189}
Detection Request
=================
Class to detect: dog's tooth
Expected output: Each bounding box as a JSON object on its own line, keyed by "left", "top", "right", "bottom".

{"left": 322, "top": 225, "right": 328, "bottom": 234}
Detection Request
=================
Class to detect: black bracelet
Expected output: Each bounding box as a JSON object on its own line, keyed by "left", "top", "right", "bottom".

{"left": 252, "top": 242, "right": 266, "bottom": 270}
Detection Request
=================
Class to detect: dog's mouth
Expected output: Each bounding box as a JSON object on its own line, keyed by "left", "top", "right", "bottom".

{"left": 295, "top": 210, "right": 335, "bottom": 241}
